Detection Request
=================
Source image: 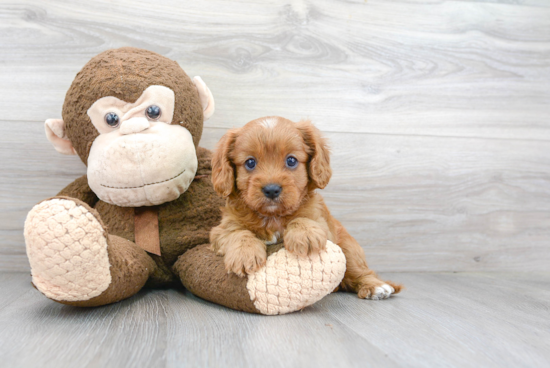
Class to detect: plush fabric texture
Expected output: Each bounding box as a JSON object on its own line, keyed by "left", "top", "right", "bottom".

{"left": 61, "top": 234, "right": 157, "bottom": 307}
{"left": 192, "top": 76, "right": 215, "bottom": 120}
{"left": 134, "top": 207, "right": 161, "bottom": 256}
{"left": 25, "top": 198, "right": 112, "bottom": 302}
{"left": 67, "top": 147, "right": 225, "bottom": 287}
{"left": 45, "top": 119, "right": 77, "bottom": 155}
{"left": 87, "top": 122, "right": 198, "bottom": 207}
{"left": 84, "top": 83, "right": 199, "bottom": 207}
{"left": 174, "top": 243, "right": 261, "bottom": 314}
{"left": 174, "top": 241, "right": 346, "bottom": 315}
{"left": 57, "top": 175, "right": 99, "bottom": 207}
{"left": 62, "top": 47, "right": 204, "bottom": 164}
{"left": 87, "top": 85, "right": 176, "bottom": 135}
{"left": 246, "top": 240, "right": 346, "bottom": 315}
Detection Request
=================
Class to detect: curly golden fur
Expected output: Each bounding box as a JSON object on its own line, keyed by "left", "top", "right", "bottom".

{"left": 210, "top": 116, "right": 402, "bottom": 298}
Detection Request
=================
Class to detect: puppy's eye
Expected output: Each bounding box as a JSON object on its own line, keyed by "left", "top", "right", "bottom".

{"left": 286, "top": 156, "right": 298, "bottom": 168}
{"left": 245, "top": 158, "right": 256, "bottom": 171}
{"left": 104, "top": 112, "right": 120, "bottom": 127}
{"left": 146, "top": 105, "right": 161, "bottom": 120}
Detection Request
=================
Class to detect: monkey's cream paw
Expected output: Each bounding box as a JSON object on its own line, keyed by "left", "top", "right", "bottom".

{"left": 24, "top": 198, "right": 112, "bottom": 302}
{"left": 246, "top": 240, "right": 346, "bottom": 315}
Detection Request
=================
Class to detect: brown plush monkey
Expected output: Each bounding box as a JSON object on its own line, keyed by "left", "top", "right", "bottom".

{"left": 24, "top": 48, "right": 346, "bottom": 314}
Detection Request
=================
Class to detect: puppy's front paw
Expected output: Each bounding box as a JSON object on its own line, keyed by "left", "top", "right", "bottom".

{"left": 284, "top": 220, "right": 327, "bottom": 257}
{"left": 223, "top": 238, "right": 267, "bottom": 277}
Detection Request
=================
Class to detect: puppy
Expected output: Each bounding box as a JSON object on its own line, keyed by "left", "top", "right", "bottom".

{"left": 210, "top": 116, "right": 401, "bottom": 299}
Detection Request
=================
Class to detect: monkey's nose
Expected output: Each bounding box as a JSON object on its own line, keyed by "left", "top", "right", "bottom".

{"left": 119, "top": 117, "right": 150, "bottom": 135}
{"left": 262, "top": 184, "right": 282, "bottom": 199}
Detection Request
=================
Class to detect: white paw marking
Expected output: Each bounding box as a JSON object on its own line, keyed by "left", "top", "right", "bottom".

{"left": 370, "top": 284, "right": 395, "bottom": 300}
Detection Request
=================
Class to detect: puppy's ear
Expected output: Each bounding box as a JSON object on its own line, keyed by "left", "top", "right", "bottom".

{"left": 296, "top": 120, "right": 332, "bottom": 189}
{"left": 211, "top": 128, "right": 239, "bottom": 197}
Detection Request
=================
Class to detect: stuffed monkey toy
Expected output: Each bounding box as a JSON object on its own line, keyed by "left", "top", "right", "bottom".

{"left": 23, "top": 48, "right": 346, "bottom": 315}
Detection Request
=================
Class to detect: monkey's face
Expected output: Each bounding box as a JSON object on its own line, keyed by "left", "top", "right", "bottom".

{"left": 86, "top": 85, "right": 198, "bottom": 207}
{"left": 45, "top": 48, "right": 216, "bottom": 207}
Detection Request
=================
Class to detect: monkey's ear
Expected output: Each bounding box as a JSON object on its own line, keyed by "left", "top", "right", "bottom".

{"left": 45, "top": 119, "right": 77, "bottom": 155}
{"left": 192, "top": 76, "right": 215, "bottom": 121}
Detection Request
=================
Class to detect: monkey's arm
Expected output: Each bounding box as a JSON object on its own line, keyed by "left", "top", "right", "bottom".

{"left": 57, "top": 175, "right": 99, "bottom": 207}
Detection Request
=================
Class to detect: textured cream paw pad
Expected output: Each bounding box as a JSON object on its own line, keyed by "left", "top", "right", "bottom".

{"left": 24, "top": 199, "right": 111, "bottom": 301}
{"left": 247, "top": 240, "right": 346, "bottom": 315}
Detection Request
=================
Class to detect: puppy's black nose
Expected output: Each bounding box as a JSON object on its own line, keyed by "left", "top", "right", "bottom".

{"left": 262, "top": 184, "right": 282, "bottom": 199}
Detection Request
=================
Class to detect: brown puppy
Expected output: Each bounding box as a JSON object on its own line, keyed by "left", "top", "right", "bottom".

{"left": 210, "top": 116, "right": 402, "bottom": 299}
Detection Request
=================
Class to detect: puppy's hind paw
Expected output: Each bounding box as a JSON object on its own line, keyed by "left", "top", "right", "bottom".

{"left": 358, "top": 283, "right": 395, "bottom": 300}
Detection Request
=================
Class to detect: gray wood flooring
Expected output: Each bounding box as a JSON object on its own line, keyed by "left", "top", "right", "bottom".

{"left": 1, "top": 271, "right": 549, "bottom": 368}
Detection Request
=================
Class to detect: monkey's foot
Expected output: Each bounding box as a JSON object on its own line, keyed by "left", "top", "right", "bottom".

{"left": 175, "top": 240, "right": 346, "bottom": 315}
{"left": 24, "top": 198, "right": 111, "bottom": 302}
{"left": 246, "top": 240, "right": 346, "bottom": 315}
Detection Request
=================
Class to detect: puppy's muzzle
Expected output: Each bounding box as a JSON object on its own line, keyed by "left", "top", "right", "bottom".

{"left": 262, "top": 184, "right": 282, "bottom": 199}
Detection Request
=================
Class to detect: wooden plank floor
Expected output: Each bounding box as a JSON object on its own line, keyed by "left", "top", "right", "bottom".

{"left": 0, "top": 271, "right": 549, "bottom": 368}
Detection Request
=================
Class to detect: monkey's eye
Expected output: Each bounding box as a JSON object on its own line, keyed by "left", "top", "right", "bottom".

{"left": 286, "top": 156, "right": 298, "bottom": 168}
{"left": 245, "top": 158, "right": 256, "bottom": 171}
{"left": 104, "top": 112, "right": 120, "bottom": 127}
{"left": 146, "top": 105, "right": 161, "bottom": 120}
